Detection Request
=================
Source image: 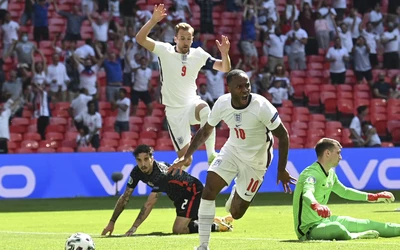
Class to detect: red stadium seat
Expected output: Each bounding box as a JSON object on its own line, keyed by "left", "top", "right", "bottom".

{"left": 55, "top": 102, "right": 70, "bottom": 111}
{"left": 142, "top": 123, "right": 162, "bottom": 132}
{"left": 129, "top": 116, "right": 144, "bottom": 125}
{"left": 10, "top": 125, "right": 27, "bottom": 134}
{"left": 45, "top": 132, "right": 64, "bottom": 141}
{"left": 62, "top": 140, "right": 77, "bottom": 149}
{"left": 392, "top": 128, "right": 400, "bottom": 145}
{"left": 326, "top": 127, "right": 342, "bottom": 137}
{"left": 309, "top": 114, "right": 326, "bottom": 122}
{"left": 46, "top": 124, "right": 65, "bottom": 133}
{"left": 65, "top": 131, "right": 78, "bottom": 141}
{"left": 152, "top": 109, "right": 164, "bottom": 117}
{"left": 309, "top": 121, "right": 325, "bottom": 129}
{"left": 121, "top": 131, "right": 139, "bottom": 140}
{"left": 326, "top": 121, "right": 343, "bottom": 130}
{"left": 282, "top": 100, "right": 293, "bottom": 108}
{"left": 119, "top": 139, "right": 138, "bottom": 147}
{"left": 50, "top": 117, "right": 68, "bottom": 126}
{"left": 138, "top": 138, "right": 156, "bottom": 147}
{"left": 98, "top": 146, "right": 116, "bottom": 152}
{"left": 39, "top": 140, "right": 59, "bottom": 149}
{"left": 57, "top": 147, "right": 75, "bottom": 153}
{"left": 154, "top": 145, "right": 174, "bottom": 151}
{"left": 77, "top": 147, "right": 96, "bottom": 153}
{"left": 23, "top": 132, "right": 41, "bottom": 141}
{"left": 37, "top": 147, "right": 56, "bottom": 153}
{"left": 143, "top": 116, "right": 162, "bottom": 124}
{"left": 320, "top": 91, "right": 337, "bottom": 114}
{"left": 277, "top": 107, "right": 292, "bottom": 115}
{"left": 16, "top": 148, "right": 34, "bottom": 154}
{"left": 8, "top": 141, "right": 18, "bottom": 150}
{"left": 103, "top": 131, "right": 120, "bottom": 140}
{"left": 117, "top": 145, "right": 135, "bottom": 152}
{"left": 381, "top": 142, "right": 394, "bottom": 147}
{"left": 140, "top": 131, "right": 157, "bottom": 139}
{"left": 337, "top": 99, "right": 354, "bottom": 115}
{"left": 100, "top": 139, "right": 118, "bottom": 148}
{"left": 20, "top": 140, "right": 39, "bottom": 149}
{"left": 11, "top": 117, "right": 29, "bottom": 126}
{"left": 10, "top": 133, "right": 22, "bottom": 142}
{"left": 156, "top": 138, "right": 173, "bottom": 147}
{"left": 157, "top": 131, "right": 170, "bottom": 138}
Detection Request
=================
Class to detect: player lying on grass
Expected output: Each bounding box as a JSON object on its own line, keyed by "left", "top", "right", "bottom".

{"left": 101, "top": 144, "right": 233, "bottom": 236}
{"left": 293, "top": 137, "right": 400, "bottom": 241}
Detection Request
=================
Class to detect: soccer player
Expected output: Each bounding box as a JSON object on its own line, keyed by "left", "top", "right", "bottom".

{"left": 101, "top": 144, "right": 233, "bottom": 236}
{"left": 293, "top": 137, "right": 400, "bottom": 241}
{"left": 135, "top": 4, "right": 231, "bottom": 168}
{"left": 170, "top": 69, "right": 296, "bottom": 250}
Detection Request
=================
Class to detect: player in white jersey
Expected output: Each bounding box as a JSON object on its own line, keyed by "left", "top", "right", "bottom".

{"left": 136, "top": 4, "right": 231, "bottom": 167}
{"left": 170, "top": 69, "right": 296, "bottom": 250}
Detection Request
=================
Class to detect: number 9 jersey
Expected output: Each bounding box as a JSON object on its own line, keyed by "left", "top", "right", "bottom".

{"left": 152, "top": 41, "right": 215, "bottom": 108}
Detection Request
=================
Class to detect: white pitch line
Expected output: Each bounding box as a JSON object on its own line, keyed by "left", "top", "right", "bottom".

{"left": 0, "top": 231, "right": 399, "bottom": 246}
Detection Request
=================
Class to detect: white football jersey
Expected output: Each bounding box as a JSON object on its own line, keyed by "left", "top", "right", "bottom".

{"left": 152, "top": 41, "right": 211, "bottom": 108}
{"left": 208, "top": 94, "right": 281, "bottom": 169}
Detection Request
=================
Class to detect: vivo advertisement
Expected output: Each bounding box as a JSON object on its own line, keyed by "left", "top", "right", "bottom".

{"left": 0, "top": 148, "right": 399, "bottom": 199}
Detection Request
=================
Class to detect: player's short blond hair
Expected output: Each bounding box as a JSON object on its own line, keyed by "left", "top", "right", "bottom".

{"left": 315, "top": 138, "right": 342, "bottom": 157}
{"left": 174, "top": 22, "right": 194, "bottom": 36}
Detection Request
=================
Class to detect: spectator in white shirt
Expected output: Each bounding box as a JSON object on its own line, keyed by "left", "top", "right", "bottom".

{"left": 326, "top": 37, "right": 349, "bottom": 84}
{"left": 0, "top": 98, "right": 20, "bottom": 153}
{"left": 264, "top": 27, "right": 288, "bottom": 73}
{"left": 336, "top": 23, "right": 353, "bottom": 55}
{"left": 31, "top": 51, "right": 47, "bottom": 87}
{"left": 1, "top": 12, "right": 19, "bottom": 57}
{"left": 361, "top": 22, "right": 380, "bottom": 68}
{"left": 198, "top": 83, "right": 214, "bottom": 108}
{"left": 74, "top": 39, "right": 97, "bottom": 63}
{"left": 112, "top": 88, "right": 130, "bottom": 133}
{"left": 70, "top": 88, "right": 93, "bottom": 129}
{"left": 81, "top": 0, "right": 94, "bottom": 15}
{"left": 268, "top": 80, "right": 288, "bottom": 108}
{"left": 381, "top": 22, "right": 399, "bottom": 69}
{"left": 76, "top": 125, "right": 91, "bottom": 149}
{"left": 269, "top": 64, "right": 294, "bottom": 96}
{"left": 318, "top": 0, "right": 337, "bottom": 39}
{"left": 349, "top": 105, "right": 368, "bottom": 147}
{"left": 353, "top": 36, "right": 373, "bottom": 85}
{"left": 32, "top": 83, "right": 50, "bottom": 140}
{"left": 369, "top": 3, "right": 384, "bottom": 35}
{"left": 361, "top": 122, "right": 381, "bottom": 147}
{"left": 109, "top": 0, "right": 121, "bottom": 23}
{"left": 75, "top": 101, "right": 102, "bottom": 149}
{"left": 343, "top": 9, "right": 362, "bottom": 45}
{"left": 88, "top": 13, "right": 110, "bottom": 46}
{"left": 46, "top": 54, "right": 70, "bottom": 102}
{"left": 204, "top": 69, "right": 225, "bottom": 102}
{"left": 285, "top": 0, "right": 299, "bottom": 26}
{"left": 287, "top": 20, "right": 308, "bottom": 70}
{"left": 72, "top": 54, "right": 103, "bottom": 100}
{"left": 262, "top": 0, "right": 278, "bottom": 23}
{"left": 123, "top": 41, "right": 139, "bottom": 87}
{"left": 131, "top": 57, "right": 152, "bottom": 116}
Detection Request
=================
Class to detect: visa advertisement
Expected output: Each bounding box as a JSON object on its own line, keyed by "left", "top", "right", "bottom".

{"left": 0, "top": 148, "right": 399, "bottom": 199}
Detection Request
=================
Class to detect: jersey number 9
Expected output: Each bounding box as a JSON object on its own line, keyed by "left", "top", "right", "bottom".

{"left": 181, "top": 66, "right": 187, "bottom": 76}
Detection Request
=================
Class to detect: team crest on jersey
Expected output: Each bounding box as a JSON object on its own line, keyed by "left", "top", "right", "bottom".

{"left": 128, "top": 177, "right": 133, "bottom": 185}
{"left": 234, "top": 113, "right": 242, "bottom": 123}
{"left": 306, "top": 176, "right": 316, "bottom": 184}
{"left": 148, "top": 181, "right": 154, "bottom": 187}
{"left": 177, "top": 137, "right": 184, "bottom": 145}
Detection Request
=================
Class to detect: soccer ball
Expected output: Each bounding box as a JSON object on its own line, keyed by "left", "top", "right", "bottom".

{"left": 65, "top": 232, "right": 95, "bottom": 250}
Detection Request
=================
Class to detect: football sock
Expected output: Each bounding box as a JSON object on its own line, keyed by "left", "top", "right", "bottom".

{"left": 199, "top": 106, "right": 215, "bottom": 159}
{"left": 198, "top": 199, "right": 215, "bottom": 247}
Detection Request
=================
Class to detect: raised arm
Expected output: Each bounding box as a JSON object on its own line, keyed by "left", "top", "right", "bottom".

{"left": 101, "top": 187, "right": 134, "bottom": 236}
{"left": 125, "top": 192, "right": 161, "bottom": 236}
{"left": 212, "top": 35, "right": 231, "bottom": 72}
{"left": 135, "top": 4, "right": 167, "bottom": 52}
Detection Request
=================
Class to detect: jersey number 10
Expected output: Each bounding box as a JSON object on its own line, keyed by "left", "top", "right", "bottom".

{"left": 234, "top": 128, "right": 246, "bottom": 140}
{"left": 181, "top": 66, "right": 187, "bottom": 76}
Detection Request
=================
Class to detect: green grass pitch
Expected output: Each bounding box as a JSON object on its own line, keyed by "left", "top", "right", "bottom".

{"left": 0, "top": 192, "right": 399, "bottom": 250}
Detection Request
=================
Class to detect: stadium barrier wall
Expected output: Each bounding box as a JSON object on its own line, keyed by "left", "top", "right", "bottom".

{"left": 0, "top": 148, "right": 399, "bottom": 199}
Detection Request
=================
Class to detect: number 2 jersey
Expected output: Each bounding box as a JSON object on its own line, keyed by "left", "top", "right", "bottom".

{"left": 126, "top": 161, "right": 203, "bottom": 202}
{"left": 208, "top": 93, "right": 282, "bottom": 170}
{"left": 152, "top": 41, "right": 214, "bottom": 108}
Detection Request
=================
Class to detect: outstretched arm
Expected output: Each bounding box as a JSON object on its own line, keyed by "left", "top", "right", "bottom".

{"left": 101, "top": 187, "right": 134, "bottom": 236}
{"left": 212, "top": 35, "right": 231, "bottom": 72}
{"left": 332, "top": 177, "right": 368, "bottom": 201}
{"left": 136, "top": 4, "right": 167, "bottom": 52}
{"left": 125, "top": 192, "right": 161, "bottom": 236}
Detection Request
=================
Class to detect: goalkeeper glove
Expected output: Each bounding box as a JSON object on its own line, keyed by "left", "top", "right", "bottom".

{"left": 311, "top": 202, "right": 331, "bottom": 218}
{"left": 367, "top": 191, "right": 395, "bottom": 203}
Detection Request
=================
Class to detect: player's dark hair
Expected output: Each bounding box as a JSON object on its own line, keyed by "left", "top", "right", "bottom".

{"left": 315, "top": 138, "right": 341, "bottom": 157}
{"left": 357, "top": 105, "right": 368, "bottom": 115}
{"left": 361, "top": 121, "right": 371, "bottom": 128}
{"left": 133, "top": 144, "right": 154, "bottom": 158}
{"left": 87, "top": 100, "right": 95, "bottom": 109}
{"left": 119, "top": 88, "right": 127, "bottom": 95}
{"left": 226, "top": 69, "right": 246, "bottom": 85}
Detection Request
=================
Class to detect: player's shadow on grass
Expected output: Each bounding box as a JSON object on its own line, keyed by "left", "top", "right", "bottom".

{"left": 279, "top": 240, "right": 324, "bottom": 243}
{"left": 373, "top": 210, "right": 400, "bottom": 213}
{"left": 96, "top": 232, "right": 175, "bottom": 238}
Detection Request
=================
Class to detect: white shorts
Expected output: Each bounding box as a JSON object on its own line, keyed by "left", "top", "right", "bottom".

{"left": 165, "top": 98, "right": 207, "bottom": 151}
{"left": 208, "top": 147, "right": 268, "bottom": 202}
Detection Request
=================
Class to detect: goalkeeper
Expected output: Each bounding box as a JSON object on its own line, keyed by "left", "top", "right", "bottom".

{"left": 293, "top": 137, "right": 400, "bottom": 241}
